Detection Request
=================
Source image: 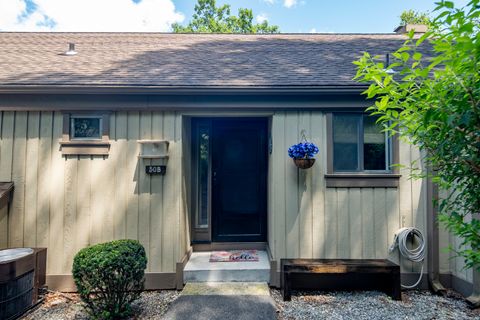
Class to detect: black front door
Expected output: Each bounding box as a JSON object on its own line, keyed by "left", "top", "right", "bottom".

{"left": 211, "top": 118, "right": 267, "bottom": 242}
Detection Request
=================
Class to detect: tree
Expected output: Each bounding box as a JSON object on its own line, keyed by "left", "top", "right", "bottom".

{"left": 354, "top": 0, "right": 480, "bottom": 270}
{"left": 399, "top": 9, "right": 431, "bottom": 25}
{"left": 171, "top": 0, "right": 279, "bottom": 33}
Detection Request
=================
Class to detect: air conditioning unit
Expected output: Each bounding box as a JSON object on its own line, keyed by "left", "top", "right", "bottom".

{"left": 0, "top": 248, "right": 47, "bottom": 320}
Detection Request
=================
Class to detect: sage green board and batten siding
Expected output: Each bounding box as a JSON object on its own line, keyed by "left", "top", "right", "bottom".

{"left": 267, "top": 111, "right": 428, "bottom": 275}
{"left": 0, "top": 111, "right": 187, "bottom": 278}
{"left": 1, "top": 109, "right": 432, "bottom": 287}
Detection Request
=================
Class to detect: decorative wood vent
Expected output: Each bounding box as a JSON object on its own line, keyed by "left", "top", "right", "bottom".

{"left": 138, "top": 140, "right": 169, "bottom": 159}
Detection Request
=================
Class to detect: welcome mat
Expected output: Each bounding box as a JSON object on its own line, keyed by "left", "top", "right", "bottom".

{"left": 209, "top": 250, "right": 259, "bottom": 262}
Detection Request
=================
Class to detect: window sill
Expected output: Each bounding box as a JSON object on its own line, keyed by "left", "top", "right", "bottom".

{"left": 325, "top": 173, "right": 401, "bottom": 188}
{"left": 60, "top": 141, "right": 110, "bottom": 156}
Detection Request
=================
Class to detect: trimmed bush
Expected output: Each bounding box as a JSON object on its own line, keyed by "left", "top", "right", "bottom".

{"left": 72, "top": 239, "right": 147, "bottom": 319}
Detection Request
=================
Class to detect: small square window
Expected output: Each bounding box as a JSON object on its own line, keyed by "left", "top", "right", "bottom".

{"left": 60, "top": 112, "right": 110, "bottom": 156}
{"left": 70, "top": 116, "right": 103, "bottom": 140}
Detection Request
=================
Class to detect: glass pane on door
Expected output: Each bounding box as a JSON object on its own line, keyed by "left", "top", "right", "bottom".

{"left": 196, "top": 125, "right": 210, "bottom": 228}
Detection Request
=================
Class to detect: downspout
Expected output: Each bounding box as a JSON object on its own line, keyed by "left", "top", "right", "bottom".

{"left": 426, "top": 167, "right": 446, "bottom": 293}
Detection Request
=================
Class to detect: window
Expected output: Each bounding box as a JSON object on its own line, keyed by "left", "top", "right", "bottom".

{"left": 326, "top": 112, "right": 400, "bottom": 188}
{"left": 333, "top": 113, "right": 391, "bottom": 172}
{"left": 60, "top": 112, "right": 110, "bottom": 156}
{"left": 70, "top": 115, "right": 103, "bottom": 140}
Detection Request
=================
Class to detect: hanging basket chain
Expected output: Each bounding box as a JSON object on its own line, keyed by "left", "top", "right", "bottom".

{"left": 300, "top": 129, "right": 308, "bottom": 143}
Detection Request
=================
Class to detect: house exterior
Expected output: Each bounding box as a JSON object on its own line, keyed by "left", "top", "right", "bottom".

{"left": 0, "top": 32, "right": 474, "bottom": 296}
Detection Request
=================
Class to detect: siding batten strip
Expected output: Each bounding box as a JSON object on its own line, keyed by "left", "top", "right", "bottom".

{"left": 139, "top": 112, "right": 152, "bottom": 270}
{"left": 386, "top": 187, "right": 400, "bottom": 265}
{"left": 285, "top": 112, "right": 299, "bottom": 258}
{"left": 10, "top": 112, "right": 27, "bottom": 247}
{"left": 162, "top": 111, "right": 176, "bottom": 272}
{"left": 175, "top": 113, "right": 184, "bottom": 265}
{"left": 298, "top": 111, "right": 312, "bottom": 258}
{"left": 25, "top": 112, "right": 40, "bottom": 248}
{"left": 36, "top": 112, "right": 53, "bottom": 248}
{"left": 63, "top": 156, "right": 77, "bottom": 271}
{"left": 0, "top": 112, "right": 15, "bottom": 182}
{"left": 411, "top": 147, "right": 427, "bottom": 274}
{"left": 49, "top": 112, "right": 65, "bottom": 274}
{"left": 76, "top": 156, "right": 90, "bottom": 252}
{"left": 361, "top": 188, "right": 375, "bottom": 258}
{"left": 126, "top": 112, "right": 140, "bottom": 240}
{"left": 113, "top": 112, "right": 128, "bottom": 240}
{"left": 0, "top": 111, "right": 14, "bottom": 248}
{"left": 150, "top": 112, "right": 164, "bottom": 272}
{"left": 272, "top": 112, "right": 286, "bottom": 263}
{"left": 349, "top": 188, "right": 362, "bottom": 258}
{"left": 337, "top": 188, "right": 349, "bottom": 258}
{"left": 399, "top": 143, "right": 413, "bottom": 272}
{"left": 324, "top": 188, "right": 337, "bottom": 258}
{"left": 373, "top": 188, "right": 387, "bottom": 258}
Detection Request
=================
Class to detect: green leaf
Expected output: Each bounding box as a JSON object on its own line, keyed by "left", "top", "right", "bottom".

{"left": 415, "top": 33, "right": 429, "bottom": 46}
{"left": 379, "top": 96, "right": 389, "bottom": 110}
{"left": 444, "top": 1, "right": 454, "bottom": 9}
{"left": 384, "top": 76, "right": 391, "bottom": 86}
{"left": 401, "top": 52, "right": 411, "bottom": 62}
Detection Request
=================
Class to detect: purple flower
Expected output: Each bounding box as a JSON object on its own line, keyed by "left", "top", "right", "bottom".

{"left": 288, "top": 141, "right": 319, "bottom": 159}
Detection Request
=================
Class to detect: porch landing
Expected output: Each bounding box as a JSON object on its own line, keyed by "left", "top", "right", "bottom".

{"left": 183, "top": 251, "right": 270, "bottom": 283}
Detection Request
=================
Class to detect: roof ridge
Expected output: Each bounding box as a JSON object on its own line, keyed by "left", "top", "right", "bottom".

{"left": 0, "top": 31, "right": 405, "bottom": 36}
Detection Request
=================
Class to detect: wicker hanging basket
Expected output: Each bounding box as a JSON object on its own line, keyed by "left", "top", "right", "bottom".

{"left": 293, "top": 158, "right": 316, "bottom": 169}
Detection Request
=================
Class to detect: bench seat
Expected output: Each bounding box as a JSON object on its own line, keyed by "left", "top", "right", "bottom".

{"left": 281, "top": 259, "right": 401, "bottom": 301}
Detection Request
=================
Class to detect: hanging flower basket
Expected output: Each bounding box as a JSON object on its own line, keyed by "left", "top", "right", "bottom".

{"left": 288, "top": 132, "right": 319, "bottom": 169}
{"left": 293, "top": 158, "right": 316, "bottom": 169}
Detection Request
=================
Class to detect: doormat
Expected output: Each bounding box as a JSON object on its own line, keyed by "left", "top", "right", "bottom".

{"left": 209, "top": 250, "right": 259, "bottom": 262}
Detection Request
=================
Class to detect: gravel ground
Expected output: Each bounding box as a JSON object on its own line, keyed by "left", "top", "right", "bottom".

{"left": 21, "top": 290, "right": 179, "bottom": 320}
{"left": 271, "top": 289, "right": 480, "bottom": 320}
{"left": 21, "top": 289, "right": 480, "bottom": 319}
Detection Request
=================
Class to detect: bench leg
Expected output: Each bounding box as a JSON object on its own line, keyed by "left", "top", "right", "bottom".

{"left": 390, "top": 272, "right": 402, "bottom": 300}
{"left": 282, "top": 272, "right": 291, "bottom": 301}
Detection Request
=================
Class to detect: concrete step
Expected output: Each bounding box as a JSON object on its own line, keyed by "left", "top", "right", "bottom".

{"left": 183, "top": 251, "right": 270, "bottom": 283}
{"left": 163, "top": 283, "right": 276, "bottom": 320}
{"left": 181, "top": 282, "right": 270, "bottom": 296}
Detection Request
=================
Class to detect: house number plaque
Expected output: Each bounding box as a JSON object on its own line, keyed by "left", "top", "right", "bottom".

{"left": 145, "top": 165, "right": 166, "bottom": 175}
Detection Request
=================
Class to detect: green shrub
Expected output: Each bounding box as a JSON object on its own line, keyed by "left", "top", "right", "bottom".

{"left": 72, "top": 239, "right": 147, "bottom": 320}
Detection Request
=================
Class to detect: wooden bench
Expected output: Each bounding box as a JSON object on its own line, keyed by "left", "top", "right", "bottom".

{"left": 281, "top": 259, "right": 401, "bottom": 301}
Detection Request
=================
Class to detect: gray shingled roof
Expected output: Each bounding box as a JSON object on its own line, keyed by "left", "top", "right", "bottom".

{"left": 0, "top": 33, "right": 412, "bottom": 87}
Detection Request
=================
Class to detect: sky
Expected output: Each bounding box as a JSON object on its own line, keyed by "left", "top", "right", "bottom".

{"left": 0, "top": 0, "right": 471, "bottom": 33}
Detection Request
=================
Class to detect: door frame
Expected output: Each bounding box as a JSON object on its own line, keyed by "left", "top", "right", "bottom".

{"left": 190, "top": 117, "right": 269, "bottom": 244}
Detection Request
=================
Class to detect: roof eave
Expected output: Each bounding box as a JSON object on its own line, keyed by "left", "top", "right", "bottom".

{"left": 0, "top": 85, "right": 368, "bottom": 95}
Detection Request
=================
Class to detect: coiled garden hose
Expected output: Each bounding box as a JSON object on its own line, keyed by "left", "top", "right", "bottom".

{"left": 389, "top": 227, "right": 426, "bottom": 289}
